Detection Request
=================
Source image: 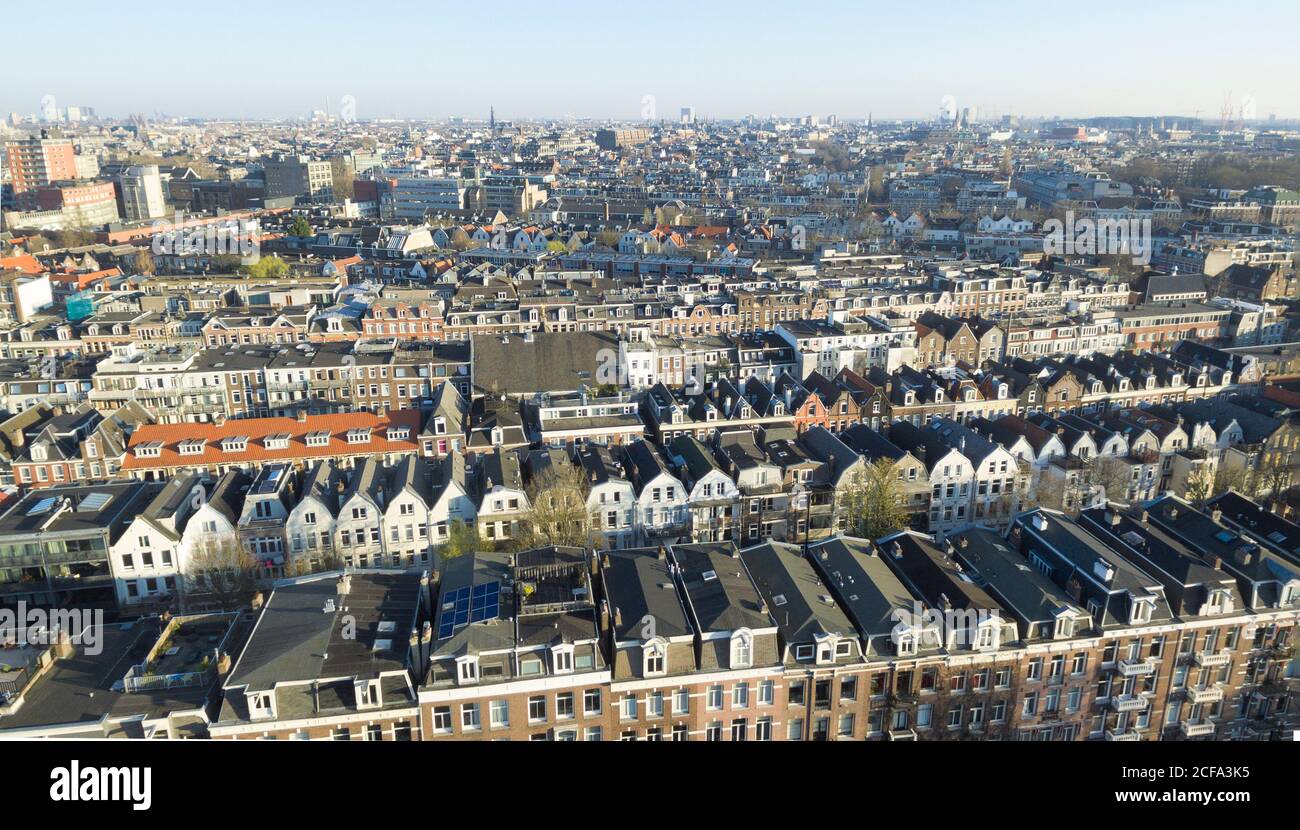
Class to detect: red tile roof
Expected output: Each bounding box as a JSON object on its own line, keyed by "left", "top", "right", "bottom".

{"left": 0, "top": 253, "right": 43, "bottom": 275}
{"left": 121, "top": 409, "right": 422, "bottom": 470}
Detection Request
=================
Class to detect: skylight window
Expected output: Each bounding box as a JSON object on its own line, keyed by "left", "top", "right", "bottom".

{"left": 78, "top": 492, "right": 111, "bottom": 512}
{"left": 26, "top": 496, "right": 57, "bottom": 516}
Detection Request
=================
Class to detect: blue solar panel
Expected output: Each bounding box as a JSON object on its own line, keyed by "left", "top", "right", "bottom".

{"left": 470, "top": 582, "right": 501, "bottom": 622}
{"left": 437, "top": 584, "right": 502, "bottom": 636}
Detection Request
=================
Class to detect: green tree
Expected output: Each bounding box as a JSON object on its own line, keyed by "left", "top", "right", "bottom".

{"left": 289, "top": 215, "right": 313, "bottom": 238}
{"left": 841, "top": 459, "right": 910, "bottom": 541}
{"left": 240, "top": 256, "right": 290, "bottom": 278}
{"left": 441, "top": 518, "right": 479, "bottom": 560}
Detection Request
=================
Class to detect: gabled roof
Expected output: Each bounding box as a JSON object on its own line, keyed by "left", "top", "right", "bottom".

{"left": 740, "top": 541, "right": 857, "bottom": 647}
{"left": 670, "top": 542, "right": 773, "bottom": 634}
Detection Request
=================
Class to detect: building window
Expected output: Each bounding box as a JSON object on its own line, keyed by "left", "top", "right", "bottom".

{"left": 431, "top": 706, "right": 452, "bottom": 733}
{"left": 490, "top": 700, "right": 509, "bottom": 728}
{"left": 528, "top": 696, "right": 546, "bottom": 723}
{"left": 730, "top": 630, "right": 752, "bottom": 668}
{"left": 583, "top": 688, "right": 602, "bottom": 716}
{"left": 556, "top": 692, "right": 575, "bottom": 720}
{"left": 643, "top": 641, "right": 666, "bottom": 676}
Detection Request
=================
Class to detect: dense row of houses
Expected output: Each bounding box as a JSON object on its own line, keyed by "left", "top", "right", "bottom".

{"left": 2, "top": 367, "right": 1296, "bottom": 618}
{"left": 3, "top": 494, "right": 1295, "bottom": 741}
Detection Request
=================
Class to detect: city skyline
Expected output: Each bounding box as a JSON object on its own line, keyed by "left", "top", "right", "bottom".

{"left": 7, "top": 0, "right": 1299, "bottom": 122}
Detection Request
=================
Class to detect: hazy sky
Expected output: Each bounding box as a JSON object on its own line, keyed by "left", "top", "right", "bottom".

{"left": 7, "top": 0, "right": 1298, "bottom": 122}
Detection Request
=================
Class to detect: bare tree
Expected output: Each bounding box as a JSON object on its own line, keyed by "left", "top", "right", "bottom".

{"left": 131, "top": 248, "right": 155, "bottom": 275}
{"left": 1183, "top": 465, "right": 1216, "bottom": 507}
{"left": 521, "top": 462, "right": 595, "bottom": 549}
{"left": 1213, "top": 465, "right": 1257, "bottom": 499}
{"left": 1030, "top": 475, "right": 1068, "bottom": 512}
{"left": 1086, "top": 455, "right": 1132, "bottom": 504}
{"left": 186, "top": 534, "right": 257, "bottom": 611}
{"left": 841, "top": 459, "right": 910, "bottom": 541}
{"left": 329, "top": 158, "right": 356, "bottom": 201}
{"left": 1256, "top": 449, "right": 1295, "bottom": 506}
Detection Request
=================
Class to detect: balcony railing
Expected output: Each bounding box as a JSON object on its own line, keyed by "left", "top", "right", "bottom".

{"left": 1186, "top": 685, "right": 1224, "bottom": 705}
{"left": 1105, "top": 728, "right": 1142, "bottom": 741}
{"left": 1109, "top": 694, "right": 1150, "bottom": 713}
{"left": 1194, "top": 649, "right": 1232, "bottom": 668}
{"left": 1180, "top": 721, "right": 1216, "bottom": 738}
{"left": 1116, "top": 657, "right": 1158, "bottom": 677}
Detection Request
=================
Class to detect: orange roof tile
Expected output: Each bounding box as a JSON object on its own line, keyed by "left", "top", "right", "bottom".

{"left": 121, "top": 409, "right": 423, "bottom": 470}
{"left": 0, "top": 254, "right": 43, "bottom": 275}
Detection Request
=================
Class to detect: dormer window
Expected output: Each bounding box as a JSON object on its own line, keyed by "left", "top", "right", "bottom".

{"left": 1283, "top": 582, "right": 1299, "bottom": 606}
{"left": 386, "top": 427, "right": 410, "bottom": 441}
{"left": 552, "top": 644, "right": 574, "bottom": 675}
{"left": 1053, "top": 616, "right": 1074, "bottom": 640}
{"left": 643, "top": 640, "right": 667, "bottom": 676}
{"left": 178, "top": 439, "right": 206, "bottom": 456}
{"left": 346, "top": 428, "right": 372, "bottom": 445}
{"left": 221, "top": 436, "right": 248, "bottom": 453}
{"left": 816, "top": 637, "right": 835, "bottom": 665}
{"left": 730, "top": 630, "right": 752, "bottom": 669}
{"left": 1129, "top": 598, "right": 1154, "bottom": 625}
{"left": 248, "top": 691, "right": 274, "bottom": 719}
{"left": 305, "top": 431, "right": 330, "bottom": 447}
{"left": 896, "top": 631, "right": 916, "bottom": 656}
{"left": 1204, "top": 589, "right": 1233, "bottom": 615}
{"left": 263, "top": 433, "right": 290, "bottom": 450}
{"left": 355, "top": 678, "right": 381, "bottom": 709}
{"left": 456, "top": 655, "right": 480, "bottom": 685}
{"left": 134, "top": 442, "right": 163, "bottom": 459}
{"left": 976, "top": 622, "right": 999, "bottom": 650}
